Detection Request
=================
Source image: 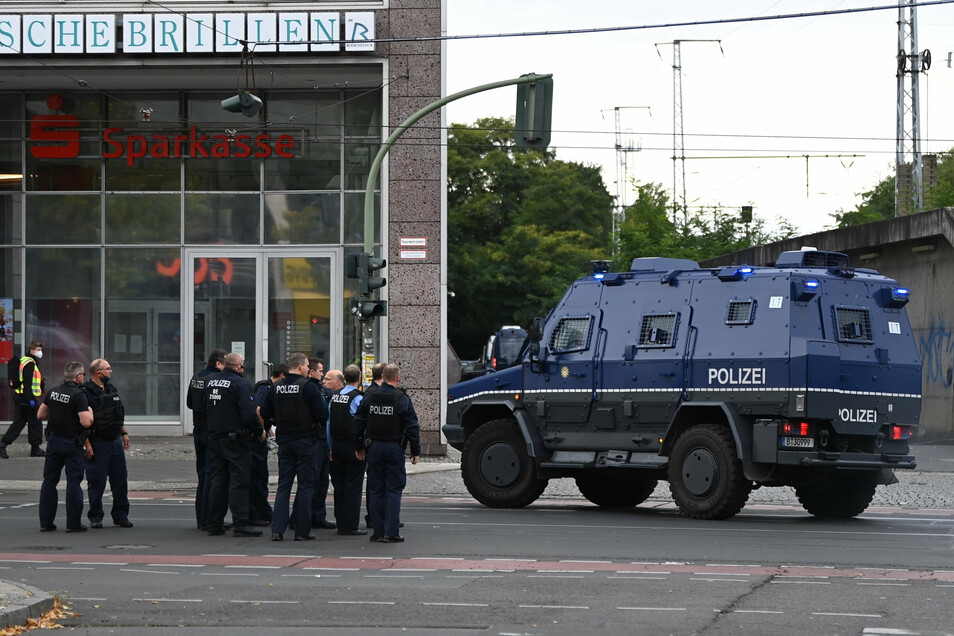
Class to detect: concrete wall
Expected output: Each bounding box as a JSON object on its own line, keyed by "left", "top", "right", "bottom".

{"left": 702, "top": 208, "right": 954, "bottom": 441}
{"left": 378, "top": 0, "right": 445, "bottom": 453}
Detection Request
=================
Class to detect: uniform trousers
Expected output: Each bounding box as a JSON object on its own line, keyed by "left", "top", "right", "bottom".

{"left": 207, "top": 433, "right": 252, "bottom": 531}
{"left": 366, "top": 440, "right": 407, "bottom": 538}
{"left": 249, "top": 437, "right": 272, "bottom": 523}
{"left": 85, "top": 437, "right": 130, "bottom": 524}
{"left": 2, "top": 401, "right": 43, "bottom": 448}
{"left": 292, "top": 436, "right": 331, "bottom": 526}
{"left": 329, "top": 441, "right": 366, "bottom": 532}
{"left": 39, "top": 434, "right": 86, "bottom": 530}
{"left": 271, "top": 436, "right": 317, "bottom": 539}
{"left": 192, "top": 425, "right": 210, "bottom": 528}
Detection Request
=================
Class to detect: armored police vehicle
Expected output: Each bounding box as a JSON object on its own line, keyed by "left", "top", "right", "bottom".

{"left": 444, "top": 250, "right": 921, "bottom": 520}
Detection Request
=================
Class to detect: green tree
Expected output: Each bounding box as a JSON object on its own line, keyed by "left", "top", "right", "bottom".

{"left": 831, "top": 176, "right": 895, "bottom": 227}
{"left": 614, "top": 182, "right": 796, "bottom": 265}
{"left": 447, "top": 118, "right": 613, "bottom": 358}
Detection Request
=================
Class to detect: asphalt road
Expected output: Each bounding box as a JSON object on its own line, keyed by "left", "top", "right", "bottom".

{"left": 2, "top": 487, "right": 954, "bottom": 635}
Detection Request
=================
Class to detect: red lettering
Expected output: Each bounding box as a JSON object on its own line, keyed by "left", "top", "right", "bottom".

{"left": 174, "top": 134, "right": 188, "bottom": 157}
{"left": 211, "top": 135, "right": 231, "bottom": 158}
{"left": 127, "top": 135, "right": 147, "bottom": 166}
{"left": 254, "top": 134, "right": 271, "bottom": 158}
{"left": 189, "top": 126, "right": 209, "bottom": 158}
{"left": 233, "top": 135, "right": 252, "bottom": 158}
{"left": 275, "top": 134, "right": 295, "bottom": 158}
{"left": 150, "top": 136, "right": 170, "bottom": 159}
{"left": 29, "top": 115, "right": 80, "bottom": 159}
{"left": 103, "top": 127, "right": 123, "bottom": 159}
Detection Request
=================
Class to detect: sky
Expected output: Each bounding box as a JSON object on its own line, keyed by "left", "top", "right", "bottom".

{"left": 444, "top": 0, "right": 954, "bottom": 235}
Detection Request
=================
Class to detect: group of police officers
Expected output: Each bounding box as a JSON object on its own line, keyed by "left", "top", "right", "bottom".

{"left": 7, "top": 347, "right": 134, "bottom": 533}
{"left": 188, "top": 350, "right": 421, "bottom": 543}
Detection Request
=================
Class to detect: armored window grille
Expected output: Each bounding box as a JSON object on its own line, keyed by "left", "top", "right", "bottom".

{"left": 835, "top": 307, "right": 872, "bottom": 343}
{"left": 638, "top": 313, "right": 677, "bottom": 347}
{"left": 726, "top": 300, "right": 756, "bottom": 325}
{"left": 550, "top": 317, "right": 591, "bottom": 352}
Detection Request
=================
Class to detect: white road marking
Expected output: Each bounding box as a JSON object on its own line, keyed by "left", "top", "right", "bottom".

{"left": 617, "top": 606, "right": 687, "bottom": 611}
{"left": 132, "top": 598, "right": 203, "bottom": 603}
{"left": 813, "top": 612, "right": 882, "bottom": 618}
{"left": 120, "top": 568, "right": 179, "bottom": 575}
{"left": 329, "top": 601, "right": 396, "bottom": 605}
{"left": 422, "top": 602, "right": 489, "bottom": 607}
{"left": 518, "top": 604, "right": 589, "bottom": 610}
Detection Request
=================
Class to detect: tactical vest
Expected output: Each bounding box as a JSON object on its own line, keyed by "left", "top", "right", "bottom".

{"left": 366, "top": 390, "right": 402, "bottom": 441}
{"left": 87, "top": 383, "right": 124, "bottom": 440}
{"left": 189, "top": 372, "right": 209, "bottom": 426}
{"left": 45, "top": 382, "right": 85, "bottom": 438}
{"left": 329, "top": 389, "right": 362, "bottom": 441}
{"left": 273, "top": 376, "right": 314, "bottom": 432}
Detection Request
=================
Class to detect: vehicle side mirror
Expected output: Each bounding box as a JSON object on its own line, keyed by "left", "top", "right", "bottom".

{"left": 528, "top": 317, "right": 546, "bottom": 373}
{"left": 528, "top": 317, "right": 544, "bottom": 343}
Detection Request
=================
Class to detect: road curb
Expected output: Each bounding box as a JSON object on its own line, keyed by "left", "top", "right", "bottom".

{"left": 0, "top": 579, "right": 54, "bottom": 629}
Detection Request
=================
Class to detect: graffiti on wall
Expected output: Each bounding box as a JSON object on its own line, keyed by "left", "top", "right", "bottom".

{"left": 919, "top": 323, "right": 954, "bottom": 388}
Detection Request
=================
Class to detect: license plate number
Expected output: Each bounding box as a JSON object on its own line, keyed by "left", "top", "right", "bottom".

{"left": 781, "top": 436, "right": 814, "bottom": 448}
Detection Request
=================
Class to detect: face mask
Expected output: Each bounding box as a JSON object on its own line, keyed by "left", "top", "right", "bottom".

{"left": 101, "top": 374, "right": 111, "bottom": 384}
{"left": 33, "top": 350, "right": 43, "bottom": 360}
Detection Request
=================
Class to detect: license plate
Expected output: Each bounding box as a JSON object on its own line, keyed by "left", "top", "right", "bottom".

{"left": 781, "top": 436, "right": 814, "bottom": 448}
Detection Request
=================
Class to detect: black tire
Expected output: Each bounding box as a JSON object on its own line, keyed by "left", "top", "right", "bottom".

{"left": 461, "top": 419, "right": 547, "bottom": 508}
{"left": 795, "top": 474, "right": 877, "bottom": 518}
{"left": 668, "top": 424, "right": 752, "bottom": 520}
{"left": 575, "top": 474, "right": 658, "bottom": 508}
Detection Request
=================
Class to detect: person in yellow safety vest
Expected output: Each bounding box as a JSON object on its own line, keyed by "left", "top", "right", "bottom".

{"left": 1, "top": 340, "right": 46, "bottom": 459}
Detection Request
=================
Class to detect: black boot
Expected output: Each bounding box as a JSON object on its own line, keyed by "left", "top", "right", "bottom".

{"left": 0, "top": 443, "right": 8, "bottom": 459}
{"left": 30, "top": 446, "right": 46, "bottom": 458}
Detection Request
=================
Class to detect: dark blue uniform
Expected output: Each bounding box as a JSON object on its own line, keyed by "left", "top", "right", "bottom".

{"left": 186, "top": 364, "right": 217, "bottom": 529}
{"left": 355, "top": 384, "right": 421, "bottom": 540}
{"left": 304, "top": 378, "right": 333, "bottom": 528}
{"left": 83, "top": 379, "right": 130, "bottom": 527}
{"left": 39, "top": 381, "right": 90, "bottom": 531}
{"left": 204, "top": 368, "right": 260, "bottom": 534}
{"left": 261, "top": 373, "right": 327, "bottom": 540}
{"left": 328, "top": 385, "right": 365, "bottom": 533}
{"left": 249, "top": 379, "right": 274, "bottom": 525}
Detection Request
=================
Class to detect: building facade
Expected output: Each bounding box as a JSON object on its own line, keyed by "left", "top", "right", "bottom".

{"left": 0, "top": 1, "right": 446, "bottom": 451}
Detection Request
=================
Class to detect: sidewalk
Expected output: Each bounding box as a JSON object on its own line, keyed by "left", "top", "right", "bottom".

{"left": 0, "top": 580, "right": 54, "bottom": 630}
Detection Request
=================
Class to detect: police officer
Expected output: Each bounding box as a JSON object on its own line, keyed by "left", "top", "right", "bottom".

{"left": 262, "top": 352, "right": 328, "bottom": 541}
{"left": 362, "top": 361, "right": 386, "bottom": 530}
{"left": 306, "top": 356, "right": 335, "bottom": 530}
{"left": 355, "top": 363, "right": 420, "bottom": 543}
{"left": 36, "top": 361, "right": 93, "bottom": 532}
{"left": 326, "top": 366, "right": 367, "bottom": 536}
{"left": 83, "top": 358, "right": 132, "bottom": 529}
{"left": 186, "top": 348, "right": 225, "bottom": 531}
{"left": 249, "top": 363, "right": 287, "bottom": 526}
{"left": 204, "top": 352, "right": 263, "bottom": 537}
{"left": 1, "top": 340, "right": 46, "bottom": 459}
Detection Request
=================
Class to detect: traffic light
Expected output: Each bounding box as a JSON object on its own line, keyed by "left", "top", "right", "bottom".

{"left": 357, "top": 252, "right": 386, "bottom": 296}
{"left": 351, "top": 299, "right": 387, "bottom": 319}
{"left": 515, "top": 75, "right": 553, "bottom": 148}
{"left": 221, "top": 90, "right": 263, "bottom": 118}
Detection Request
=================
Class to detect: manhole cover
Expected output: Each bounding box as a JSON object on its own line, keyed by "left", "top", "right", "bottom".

{"left": 17, "top": 546, "right": 67, "bottom": 551}
{"left": 103, "top": 544, "right": 155, "bottom": 549}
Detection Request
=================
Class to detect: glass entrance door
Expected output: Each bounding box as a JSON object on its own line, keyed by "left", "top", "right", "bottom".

{"left": 184, "top": 250, "right": 338, "bottom": 431}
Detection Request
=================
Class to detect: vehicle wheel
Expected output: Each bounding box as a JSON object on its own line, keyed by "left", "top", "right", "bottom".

{"left": 461, "top": 419, "right": 547, "bottom": 508}
{"left": 795, "top": 474, "right": 877, "bottom": 518}
{"left": 668, "top": 424, "right": 752, "bottom": 520}
{"left": 575, "top": 474, "right": 658, "bottom": 508}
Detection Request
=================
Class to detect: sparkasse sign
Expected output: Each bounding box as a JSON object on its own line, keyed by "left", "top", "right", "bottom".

{"left": 30, "top": 111, "right": 297, "bottom": 164}
{"left": 0, "top": 11, "right": 374, "bottom": 54}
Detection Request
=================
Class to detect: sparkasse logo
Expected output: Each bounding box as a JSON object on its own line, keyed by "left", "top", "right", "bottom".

{"left": 29, "top": 93, "right": 297, "bottom": 164}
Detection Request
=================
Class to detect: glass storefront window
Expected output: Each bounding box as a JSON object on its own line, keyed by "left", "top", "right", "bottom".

{"left": 265, "top": 192, "right": 339, "bottom": 244}
{"left": 343, "top": 192, "right": 380, "bottom": 245}
{"left": 185, "top": 193, "right": 260, "bottom": 244}
{"left": 106, "top": 248, "right": 181, "bottom": 417}
{"left": 0, "top": 195, "right": 19, "bottom": 245}
{"left": 107, "top": 94, "right": 181, "bottom": 130}
{"left": 344, "top": 141, "right": 378, "bottom": 191}
{"left": 0, "top": 94, "right": 21, "bottom": 139}
{"left": 265, "top": 92, "right": 342, "bottom": 138}
{"left": 0, "top": 140, "right": 22, "bottom": 192}
{"left": 264, "top": 140, "right": 340, "bottom": 191}
{"left": 25, "top": 93, "right": 104, "bottom": 192}
{"left": 25, "top": 247, "right": 100, "bottom": 385}
{"left": 185, "top": 158, "right": 261, "bottom": 191}
{"left": 106, "top": 158, "right": 181, "bottom": 191}
{"left": 106, "top": 194, "right": 180, "bottom": 244}
{"left": 344, "top": 90, "right": 382, "bottom": 137}
{"left": 25, "top": 194, "right": 101, "bottom": 244}
{"left": 0, "top": 246, "right": 18, "bottom": 421}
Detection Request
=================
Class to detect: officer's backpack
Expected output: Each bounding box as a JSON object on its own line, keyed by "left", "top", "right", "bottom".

{"left": 6, "top": 356, "right": 20, "bottom": 392}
